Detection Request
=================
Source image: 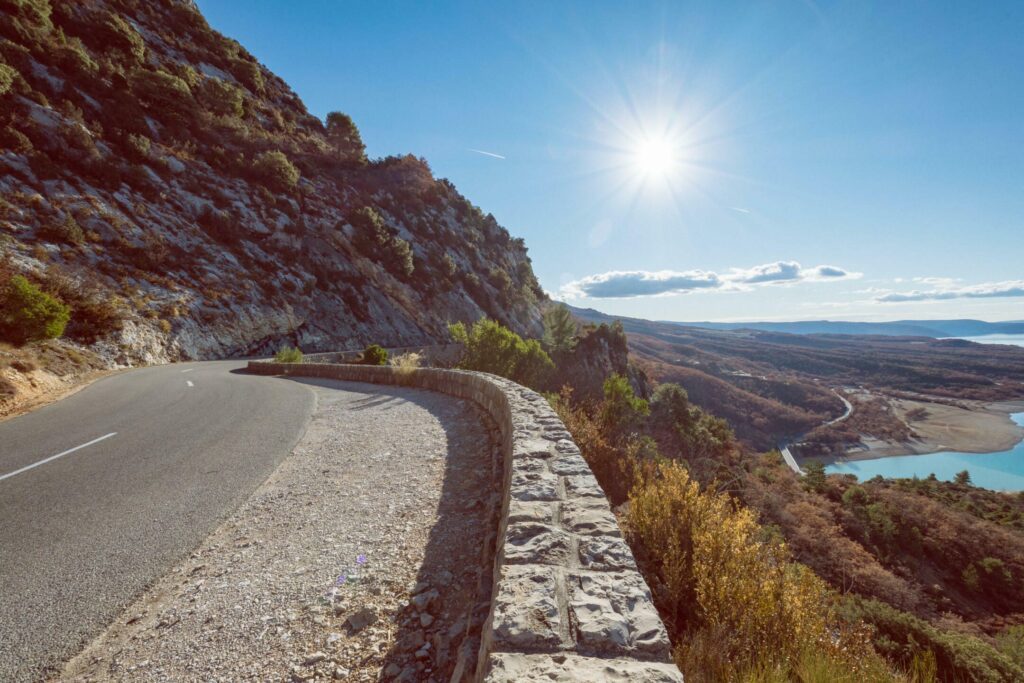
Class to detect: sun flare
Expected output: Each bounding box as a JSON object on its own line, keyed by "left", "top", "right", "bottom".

{"left": 633, "top": 138, "right": 675, "bottom": 178}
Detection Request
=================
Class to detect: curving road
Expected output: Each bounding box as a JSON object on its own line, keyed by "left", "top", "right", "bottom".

{"left": 780, "top": 390, "right": 854, "bottom": 475}
{"left": 0, "top": 361, "right": 316, "bottom": 682}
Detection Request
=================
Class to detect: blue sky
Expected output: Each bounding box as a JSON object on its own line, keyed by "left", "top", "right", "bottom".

{"left": 196, "top": 0, "right": 1023, "bottom": 322}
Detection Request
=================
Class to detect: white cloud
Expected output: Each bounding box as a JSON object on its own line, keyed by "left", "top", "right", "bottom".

{"left": 560, "top": 270, "right": 721, "bottom": 299}
{"left": 875, "top": 280, "right": 1024, "bottom": 303}
{"left": 560, "top": 261, "right": 860, "bottom": 299}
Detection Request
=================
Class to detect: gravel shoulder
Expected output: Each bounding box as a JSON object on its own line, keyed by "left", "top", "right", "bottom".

{"left": 59, "top": 377, "right": 501, "bottom": 682}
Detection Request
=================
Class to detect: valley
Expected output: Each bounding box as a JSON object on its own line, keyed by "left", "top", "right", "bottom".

{"left": 570, "top": 306, "right": 1024, "bottom": 473}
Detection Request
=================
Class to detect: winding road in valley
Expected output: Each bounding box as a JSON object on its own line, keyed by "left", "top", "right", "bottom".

{"left": 0, "top": 361, "right": 316, "bottom": 682}
{"left": 780, "top": 390, "right": 854, "bottom": 475}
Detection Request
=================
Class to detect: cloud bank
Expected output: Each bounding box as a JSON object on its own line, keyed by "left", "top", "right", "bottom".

{"left": 560, "top": 261, "right": 859, "bottom": 299}
{"left": 875, "top": 280, "right": 1024, "bottom": 303}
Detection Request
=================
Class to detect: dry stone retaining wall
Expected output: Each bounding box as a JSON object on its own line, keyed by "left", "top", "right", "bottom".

{"left": 247, "top": 361, "right": 682, "bottom": 682}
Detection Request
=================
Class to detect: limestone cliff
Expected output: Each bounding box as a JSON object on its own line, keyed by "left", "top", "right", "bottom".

{"left": 0, "top": 0, "right": 545, "bottom": 366}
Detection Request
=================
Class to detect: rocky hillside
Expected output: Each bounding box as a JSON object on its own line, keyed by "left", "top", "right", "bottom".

{"left": 0, "top": 0, "right": 545, "bottom": 368}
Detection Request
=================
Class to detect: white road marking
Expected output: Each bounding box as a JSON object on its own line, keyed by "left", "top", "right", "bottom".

{"left": 180, "top": 368, "right": 194, "bottom": 373}
{"left": 186, "top": 380, "right": 194, "bottom": 387}
{"left": 0, "top": 433, "right": 118, "bottom": 483}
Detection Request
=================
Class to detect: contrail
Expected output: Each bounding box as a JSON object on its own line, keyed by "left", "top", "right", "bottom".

{"left": 468, "top": 148, "right": 506, "bottom": 159}
{"left": 731, "top": 207, "right": 751, "bottom": 214}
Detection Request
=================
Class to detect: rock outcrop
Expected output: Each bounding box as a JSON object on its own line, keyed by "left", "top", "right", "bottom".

{"left": 0, "top": 0, "right": 545, "bottom": 365}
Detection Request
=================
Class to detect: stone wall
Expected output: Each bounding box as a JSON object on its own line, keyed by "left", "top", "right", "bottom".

{"left": 247, "top": 361, "right": 682, "bottom": 682}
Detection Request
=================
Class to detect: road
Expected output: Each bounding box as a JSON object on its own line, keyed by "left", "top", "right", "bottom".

{"left": 779, "top": 390, "right": 854, "bottom": 475}
{"left": 0, "top": 360, "right": 316, "bottom": 682}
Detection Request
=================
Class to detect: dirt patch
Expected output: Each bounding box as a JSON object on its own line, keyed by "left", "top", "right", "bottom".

{"left": 833, "top": 397, "right": 1024, "bottom": 461}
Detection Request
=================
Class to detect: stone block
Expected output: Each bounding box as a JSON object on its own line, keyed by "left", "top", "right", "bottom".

{"left": 503, "top": 521, "right": 571, "bottom": 566}
{"left": 561, "top": 499, "right": 622, "bottom": 538}
{"left": 549, "top": 452, "right": 591, "bottom": 476}
{"left": 564, "top": 474, "right": 605, "bottom": 498}
{"left": 510, "top": 469, "right": 560, "bottom": 502}
{"left": 577, "top": 535, "right": 636, "bottom": 571}
{"left": 490, "top": 565, "right": 564, "bottom": 651}
{"left": 513, "top": 437, "right": 554, "bottom": 459}
{"left": 484, "top": 653, "right": 683, "bottom": 682}
{"left": 568, "top": 570, "right": 671, "bottom": 658}
{"left": 507, "top": 500, "right": 554, "bottom": 525}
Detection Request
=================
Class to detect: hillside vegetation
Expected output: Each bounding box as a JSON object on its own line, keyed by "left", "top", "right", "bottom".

{"left": 0, "top": 0, "right": 545, "bottom": 377}
{"left": 571, "top": 307, "right": 1024, "bottom": 450}
{"left": 458, "top": 308, "right": 1024, "bottom": 681}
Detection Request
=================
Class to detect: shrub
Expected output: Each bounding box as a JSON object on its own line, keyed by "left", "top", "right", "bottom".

{"left": 38, "top": 270, "right": 125, "bottom": 343}
{"left": 40, "top": 214, "right": 85, "bottom": 245}
{"left": 0, "top": 62, "right": 17, "bottom": 96}
{"left": 125, "top": 132, "right": 151, "bottom": 160}
{"left": 325, "top": 111, "right": 367, "bottom": 165}
{"left": 274, "top": 345, "right": 302, "bottom": 363}
{"left": 230, "top": 58, "right": 264, "bottom": 93}
{"left": 102, "top": 14, "right": 146, "bottom": 63}
{"left": 599, "top": 374, "right": 649, "bottom": 441}
{"left": 629, "top": 461, "right": 889, "bottom": 679}
{"left": 57, "top": 37, "right": 98, "bottom": 77}
{"left": 362, "top": 344, "right": 388, "bottom": 365}
{"left": 388, "top": 237, "right": 414, "bottom": 278}
{"left": 252, "top": 150, "right": 299, "bottom": 192}
{"left": 390, "top": 351, "right": 421, "bottom": 371}
{"left": 0, "top": 126, "right": 32, "bottom": 154}
{"left": 802, "top": 460, "right": 828, "bottom": 492}
{"left": 840, "top": 596, "right": 1023, "bottom": 682}
{"left": 0, "top": 275, "right": 70, "bottom": 344}
{"left": 448, "top": 318, "right": 553, "bottom": 389}
{"left": 132, "top": 69, "right": 193, "bottom": 114}
{"left": 542, "top": 303, "right": 578, "bottom": 356}
{"left": 996, "top": 625, "right": 1024, "bottom": 668}
{"left": 197, "top": 77, "right": 243, "bottom": 117}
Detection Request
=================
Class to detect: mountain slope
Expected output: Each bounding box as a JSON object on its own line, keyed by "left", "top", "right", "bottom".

{"left": 0, "top": 0, "right": 544, "bottom": 366}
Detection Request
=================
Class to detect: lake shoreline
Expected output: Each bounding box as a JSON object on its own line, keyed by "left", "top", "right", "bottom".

{"left": 809, "top": 400, "right": 1024, "bottom": 467}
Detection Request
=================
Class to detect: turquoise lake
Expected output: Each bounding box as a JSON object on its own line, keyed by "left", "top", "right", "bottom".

{"left": 954, "top": 333, "right": 1024, "bottom": 347}
{"left": 827, "top": 413, "right": 1024, "bottom": 491}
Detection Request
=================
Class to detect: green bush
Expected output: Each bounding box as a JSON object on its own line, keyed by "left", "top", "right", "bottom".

{"left": 542, "top": 303, "right": 578, "bottom": 355}
{"left": 40, "top": 214, "right": 84, "bottom": 245}
{"left": 325, "top": 111, "right": 367, "bottom": 165}
{"left": 197, "top": 77, "right": 243, "bottom": 117}
{"left": 448, "top": 318, "right": 553, "bottom": 389}
{"left": 0, "top": 63, "right": 18, "bottom": 96}
{"left": 132, "top": 69, "right": 193, "bottom": 114}
{"left": 348, "top": 206, "right": 414, "bottom": 277}
{"left": 103, "top": 13, "right": 146, "bottom": 63}
{"left": 274, "top": 345, "right": 303, "bottom": 363}
{"left": 252, "top": 150, "right": 299, "bottom": 192}
{"left": 362, "top": 344, "right": 388, "bottom": 366}
{"left": 389, "top": 237, "right": 414, "bottom": 277}
{"left": 839, "top": 596, "right": 1024, "bottom": 682}
{"left": 599, "top": 374, "right": 649, "bottom": 441}
{"left": 0, "top": 125, "right": 32, "bottom": 154}
{"left": 0, "top": 275, "right": 71, "bottom": 344}
{"left": 996, "top": 625, "right": 1024, "bottom": 668}
{"left": 230, "top": 58, "right": 264, "bottom": 93}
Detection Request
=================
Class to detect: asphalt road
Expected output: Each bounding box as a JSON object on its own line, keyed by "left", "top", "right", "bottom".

{"left": 0, "top": 360, "right": 316, "bottom": 682}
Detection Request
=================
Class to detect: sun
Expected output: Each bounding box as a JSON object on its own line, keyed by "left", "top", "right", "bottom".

{"left": 633, "top": 137, "right": 675, "bottom": 178}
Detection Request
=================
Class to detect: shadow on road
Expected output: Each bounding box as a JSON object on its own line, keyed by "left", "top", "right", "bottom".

{"left": 271, "top": 375, "right": 501, "bottom": 682}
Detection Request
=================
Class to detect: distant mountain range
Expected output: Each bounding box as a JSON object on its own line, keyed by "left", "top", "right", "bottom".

{"left": 661, "top": 319, "right": 1024, "bottom": 339}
